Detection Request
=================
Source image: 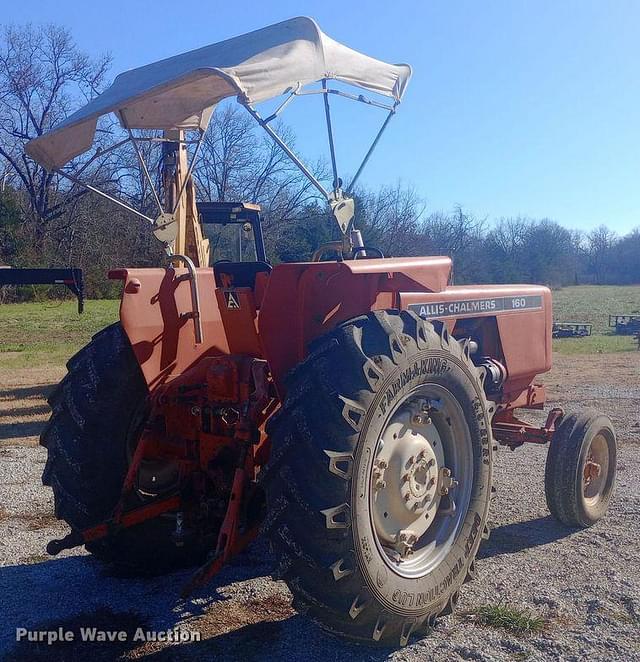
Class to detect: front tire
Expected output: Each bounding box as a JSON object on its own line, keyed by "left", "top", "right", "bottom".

{"left": 261, "top": 310, "right": 493, "bottom": 645}
{"left": 544, "top": 410, "right": 616, "bottom": 527}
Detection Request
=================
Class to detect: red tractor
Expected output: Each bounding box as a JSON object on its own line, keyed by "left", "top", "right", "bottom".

{"left": 27, "top": 17, "right": 616, "bottom": 646}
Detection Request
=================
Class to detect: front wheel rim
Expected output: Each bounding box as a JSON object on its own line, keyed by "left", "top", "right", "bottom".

{"left": 582, "top": 432, "right": 610, "bottom": 506}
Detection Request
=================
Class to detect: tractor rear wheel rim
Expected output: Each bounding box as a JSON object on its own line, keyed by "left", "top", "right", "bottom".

{"left": 369, "top": 383, "right": 474, "bottom": 578}
{"left": 582, "top": 433, "right": 609, "bottom": 505}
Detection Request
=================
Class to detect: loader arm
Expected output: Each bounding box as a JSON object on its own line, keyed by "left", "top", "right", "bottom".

{"left": 162, "top": 130, "right": 210, "bottom": 267}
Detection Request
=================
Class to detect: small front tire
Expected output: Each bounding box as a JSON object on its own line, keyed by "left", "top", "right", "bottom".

{"left": 544, "top": 410, "right": 616, "bottom": 528}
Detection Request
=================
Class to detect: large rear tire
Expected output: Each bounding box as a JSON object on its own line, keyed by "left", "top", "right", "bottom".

{"left": 261, "top": 310, "right": 493, "bottom": 645}
{"left": 41, "top": 323, "right": 210, "bottom": 575}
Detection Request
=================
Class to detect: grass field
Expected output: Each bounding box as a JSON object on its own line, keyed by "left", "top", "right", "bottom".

{"left": 0, "top": 285, "right": 638, "bottom": 369}
{"left": 0, "top": 299, "right": 119, "bottom": 369}
{"left": 551, "top": 285, "right": 640, "bottom": 354}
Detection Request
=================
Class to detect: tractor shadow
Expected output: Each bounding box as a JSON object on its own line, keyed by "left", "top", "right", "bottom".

{"left": 478, "top": 515, "right": 576, "bottom": 559}
{"left": 0, "top": 540, "right": 391, "bottom": 662}
{"left": 1, "top": 516, "right": 577, "bottom": 660}
{"left": 0, "top": 382, "right": 54, "bottom": 442}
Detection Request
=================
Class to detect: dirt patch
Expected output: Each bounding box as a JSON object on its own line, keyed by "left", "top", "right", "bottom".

{"left": 128, "top": 593, "right": 295, "bottom": 659}
{"left": 541, "top": 352, "right": 640, "bottom": 443}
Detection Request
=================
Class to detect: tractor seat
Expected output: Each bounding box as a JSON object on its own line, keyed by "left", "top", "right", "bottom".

{"left": 213, "top": 261, "right": 272, "bottom": 289}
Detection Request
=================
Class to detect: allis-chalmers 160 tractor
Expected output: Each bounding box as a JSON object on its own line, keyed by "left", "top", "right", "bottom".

{"left": 26, "top": 17, "right": 616, "bottom": 646}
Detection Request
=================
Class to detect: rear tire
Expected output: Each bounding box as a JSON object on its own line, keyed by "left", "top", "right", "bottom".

{"left": 261, "top": 310, "right": 493, "bottom": 645}
{"left": 544, "top": 410, "right": 616, "bottom": 528}
{"left": 41, "top": 323, "right": 210, "bottom": 575}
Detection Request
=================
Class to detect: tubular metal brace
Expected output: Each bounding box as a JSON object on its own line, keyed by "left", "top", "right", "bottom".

{"left": 50, "top": 78, "right": 399, "bottom": 255}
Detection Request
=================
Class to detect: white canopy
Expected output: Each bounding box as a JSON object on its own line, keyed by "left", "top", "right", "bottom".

{"left": 25, "top": 16, "right": 411, "bottom": 170}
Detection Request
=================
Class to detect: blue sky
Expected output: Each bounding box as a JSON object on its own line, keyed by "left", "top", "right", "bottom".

{"left": 5, "top": 0, "right": 639, "bottom": 233}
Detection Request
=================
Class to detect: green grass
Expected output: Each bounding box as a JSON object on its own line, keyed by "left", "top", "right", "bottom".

{"left": 552, "top": 285, "right": 640, "bottom": 334}
{"left": 552, "top": 284, "right": 640, "bottom": 355}
{"left": 466, "top": 603, "right": 546, "bottom": 636}
{"left": 0, "top": 299, "right": 120, "bottom": 369}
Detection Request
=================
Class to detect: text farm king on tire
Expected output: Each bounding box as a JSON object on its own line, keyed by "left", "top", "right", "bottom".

{"left": 262, "top": 310, "right": 493, "bottom": 645}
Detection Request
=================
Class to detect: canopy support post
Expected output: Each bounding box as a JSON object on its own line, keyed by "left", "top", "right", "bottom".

{"left": 171, "top": 128, "right": 205, "bottom": 215}
{"left": 54, "top": 169, "right": 156, "bottom": 225}
{"left": 347, "top": 104, "right": 397, "bottom": 194}
{"left": 322, "top": 79, "right": 339, "bottom": 191}
{"left": 164, "top": 129, "right": 210, "bottom": 267}
{"left": 242, "top": 102, "right": 330, "bottom": 201}
{"left": 127, "top": 128, "right": 164, "bottom": 214}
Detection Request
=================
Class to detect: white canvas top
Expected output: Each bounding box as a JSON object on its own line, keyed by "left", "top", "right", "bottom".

{"left": 25, "top": 17, "right": 411, "bottom": 170}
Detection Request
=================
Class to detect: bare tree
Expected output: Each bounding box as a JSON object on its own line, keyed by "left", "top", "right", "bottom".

{"left": 355, "top": 183, "right": 424, "bottom": 256}
{"left": 194, "top": 104, "right": 324, "bottom": 225}
{"left": 586, "top": 225, "right": 616, "bottom": 285}
{"left": 0, "top": 24, "right": 110, "bottom": 227}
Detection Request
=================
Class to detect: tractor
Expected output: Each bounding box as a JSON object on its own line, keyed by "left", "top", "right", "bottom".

{"left": 25, "top": 17, "right": 617, "bottom": 646}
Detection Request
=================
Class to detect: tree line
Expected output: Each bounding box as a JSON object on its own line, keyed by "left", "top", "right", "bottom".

{"left": 0, "top": 24, "right": 638, "bottom": 301}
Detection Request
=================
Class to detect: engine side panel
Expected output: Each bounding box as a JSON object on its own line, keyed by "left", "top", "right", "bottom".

{"left": 259, "top": 262, "right": 551, "bottom": 401}
{"left": 400, "top": 284, "right": 553, "bottom": 399}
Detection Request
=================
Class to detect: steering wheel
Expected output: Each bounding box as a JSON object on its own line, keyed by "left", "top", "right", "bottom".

{"left": 352, "top": 246, "right": 385, "bottom": 259}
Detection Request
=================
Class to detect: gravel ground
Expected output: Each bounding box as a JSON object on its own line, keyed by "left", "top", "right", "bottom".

{"left": 0, "top": 353, "right": 639, "bottom": 661}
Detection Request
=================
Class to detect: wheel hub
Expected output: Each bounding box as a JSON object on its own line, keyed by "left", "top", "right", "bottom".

{"left": 371, "top": 400, "right": 454, "bottom": 558}
{"left": 582, "top": 434, "right": 609, "bottom": 502}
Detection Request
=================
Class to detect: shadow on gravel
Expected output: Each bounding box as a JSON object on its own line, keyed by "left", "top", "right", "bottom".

{"left": 0, "top": 540, "right": 389, "bottom": 662}
{"left": 0, "top": 419, "right": 47, "bottom": 440}
{"left": 0, "top": 384, "right": 56, "bottom": 401}
{"left": 139, "top": 614, "right": 395, "bottom": 662}
{"left": 478, "top": 516, "right": 575, "bottom": 559}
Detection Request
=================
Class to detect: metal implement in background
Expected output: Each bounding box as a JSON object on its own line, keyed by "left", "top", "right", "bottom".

{"left": 608, "top": 314, "right": 640, "bottom": 336}
{"left": 0, "top": 267, "right": 84, "bottom": 313}
{"left": 552, "top": 322, "right": 592, "bottom": 338}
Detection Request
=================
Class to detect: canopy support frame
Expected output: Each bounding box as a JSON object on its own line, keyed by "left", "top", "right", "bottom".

{"left": 346, "top": 104, "right": 397, "bottom": 194}
{"left": 242, "top": 102, "right": 330, "bottom": 200}
{"left": 127, "top": 127, "right": 164, "bottom": 215}
{"left": 242, "top": 78, "right": 399, "bottom": 237}
{"left": 322, "top": 79, "right": 339, "bottom": 190}
{"left": 52, "top": 126, "right": 209, "bottom": 255}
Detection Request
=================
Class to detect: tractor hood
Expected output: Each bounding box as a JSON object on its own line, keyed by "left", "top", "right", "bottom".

{"left": 25, "top": 16, "right": 412, "bottom": 170}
